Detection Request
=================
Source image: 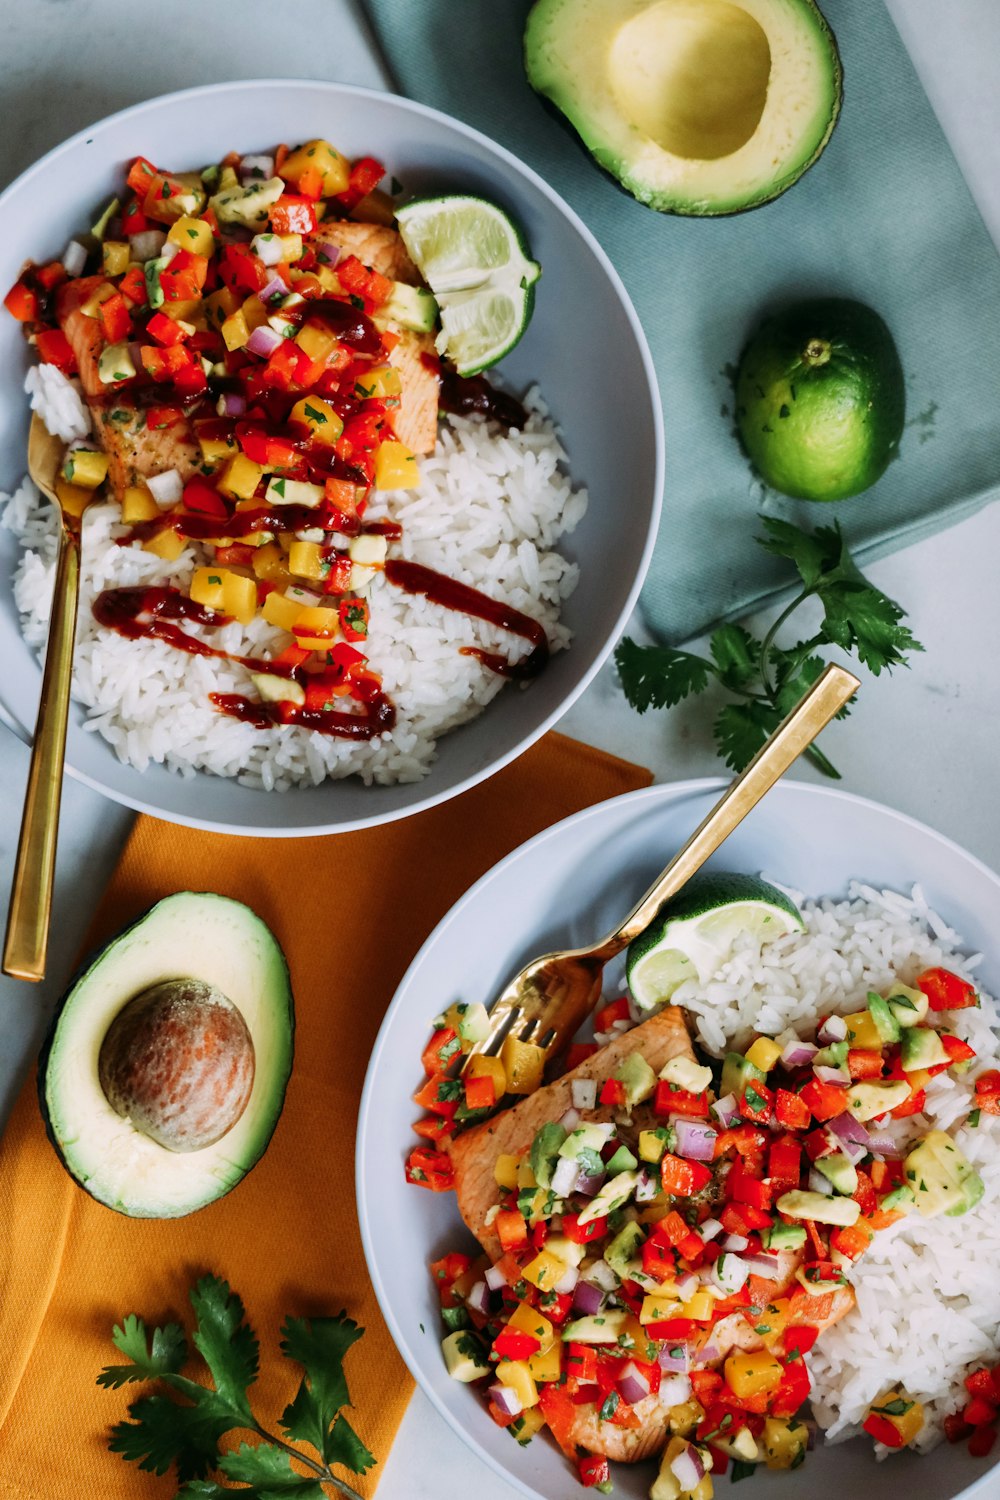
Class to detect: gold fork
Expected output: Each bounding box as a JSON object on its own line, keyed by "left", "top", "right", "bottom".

{"left": 463, "top": 661, "right": 860, "bottom": 1073}
{"left": 3, "top": 415, "right": 84, "bottom": 982}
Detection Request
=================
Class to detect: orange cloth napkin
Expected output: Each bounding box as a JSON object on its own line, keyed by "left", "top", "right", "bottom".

{"left": 0, "top": 732, "right": 650, "bottom": 1498}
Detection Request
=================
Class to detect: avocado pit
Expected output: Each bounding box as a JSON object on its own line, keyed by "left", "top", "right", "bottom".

{"left": 98, "top": 978, "right": 255, "bottom": 1153}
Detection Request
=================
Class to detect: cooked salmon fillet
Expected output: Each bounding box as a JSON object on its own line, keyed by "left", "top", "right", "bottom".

{"left": 311, "top": 222, "right": 440, "bottom": 455}
{"left": 449, "top": 1007, "right": 696, "bottom": 1261}
{"left": 56, "top": 275, "right": 108, "bottom": 398}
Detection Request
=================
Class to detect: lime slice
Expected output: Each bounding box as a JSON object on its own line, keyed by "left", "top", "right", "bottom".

{"left": 395, "top": 195, "right": 540, "bottom": 376}
{"left": 626, "top": 872, "right": 804, "bottom": 1012}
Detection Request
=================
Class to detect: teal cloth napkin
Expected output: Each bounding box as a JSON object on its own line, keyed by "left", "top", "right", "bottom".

{"left": 364, "top": 0, "right": 1000, "bottom": 644}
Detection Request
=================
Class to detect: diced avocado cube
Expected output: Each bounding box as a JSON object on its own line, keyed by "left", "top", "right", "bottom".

{"left": 455, "top": 1001, "right": 489, "bottom": 1046}
{"left": 900, "top": 1027, "right": 950, "bottom": 1072}
{"left": 905, "top": 1130, "right": 983, "bottom": 1219}
{"left": 795, "top": 1264, "right": 845, "bottom": 1295}
{"left": 441, "top": 1329, "right": 490, "bottom": 1382}
{"left": 604, "top": 1221, "right": 646, "bottom": 1279}
{"left": 529, "top": 1122, "right": 568, "bottom": 1189}
{"left": 713, "top": 1426, "right": 760, "bottom": 1462}
{"left": 845, "top": 1079, "right": 911, "bottom": 1122}
{"left": 576, "top": 1170, "right": 641, "bottom": 1226}
{"left": 98, "top": 340, "right": 136, "bottom": 386}
{"left": 561, "top": 1310, "right": 629, "bottom": 1344}
{"left": 867, "top": 993, "right": 901, "bottom": 1044}
{"left": 721, "top": 1052, "right": 765, "bottom": 1102}
{"left": 880, "top": 1184, "right": 916, "bottom": 1212}
{"left": 378, "top": 280, "right": 439, "bottom": 332}
{"left": 775, "top": 1190, "right": 861, "bottom": 1227}
{"left": 812, "top": 1039, "right": 849, "bottom": 1068}
{"left": 558, "top": 1122, "right": 614, "bottom": 1161}
{"left": 814, "top": 1151, "right": 859, "bottom": 1195}
{"left": 763, "top": 1221, "right": 807, "bottom": 1251}
{"left": 144, "top": 256, "right": 166, "bottom": 308}
{"left": 887, "top": 983, "right": 929, "bottom": 1027}
{"left": 614, "top": 1051, "right": 657, "bottom": 1105}
{"left": 660, "top": 1054, "right": 713, "bottom": 1093}
{"left": 606, "top": 1144, "right": 639, "bottom": 1175}
{"left": 211, "top": 175, "right": 284, "bottom": 228}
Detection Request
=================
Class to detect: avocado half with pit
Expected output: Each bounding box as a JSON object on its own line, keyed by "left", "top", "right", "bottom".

{"left": 524, "top": 0, "right": 843, "bottom": 215}
{"left": 39, "top": 892, "right": 293, "bottom": 1218}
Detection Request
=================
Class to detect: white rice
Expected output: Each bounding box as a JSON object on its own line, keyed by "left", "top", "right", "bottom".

{"left": 669, "top": 881, "right": 999, "bottom": 1456}
{"left": 2, "top": 385, "right": 586, "bottom": 788}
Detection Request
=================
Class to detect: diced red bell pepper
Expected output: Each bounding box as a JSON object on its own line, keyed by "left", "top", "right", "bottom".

{"left": 270, "top": 195, "right": 319, "bottom": 235}
{"left": 651, "top": 1211, "right": 692, "bottom": 1249}
{"left": 720, "top": 1201, "right": 772, "bottom": 1235}
{"left": 830, "top": 1222, "right": 874, "bottom": 1260}
{"left": 647, "top": 1317, "right": 701, "bottom": 1342}
{"left": 975, "top": 1069, "right": 1000, "bottom": 1096}
{"left": 940, "top": 1033, "right": 977, "bottom": 1068}
{"left": 848, "top": 1049, "right": 884, "bottom": 1080}
{"left": 126, "top": 156, "right": 159, "bottom": 195}
{"left": 430, "top": 1252, "right": 471, "bottom": 1289}
{"left": 917, "top": 967, "right": 978, "bottom": 1011}
{"left": 34, "top": 329, "right": 77, "bottom": 373}
{"left": 421, "top": 1027, "right": 460, "bottom": 1075}
{"left": 969, "top": 1426, "right": 998, "bottom": 1458}
{"left": 660, "top": 1152, "right": 712, "bottom": 1197}
{"left": 783, "top": 1324, "right": 819, "bottom": 1357}
{"left": 767, "top": 1136, "right": 801, "bottom": 1193}
{"left": 146, "top": 404, "right": 186, "bottom": 430}
{"left": 944, "top": 1413, "right": 974, "bottom": 1445}
{"left": 727, "top": 1160, "right": 773, "bottom": 1211}
{"left": 770, "top": 1356, "right": 811, "bottom": 1419}
{"left": 220, "top": 243, "right": 269, "bottom": 295}
{"left": 599, "top": 1078, "right": 626, "bottom": 1108}
{"left": 852, "top": 1169, "right": 878, "bottom": 1218}
{"left": 739, "top": 1080, "right": 774, "bottom": 1123}
{"left": 594, "top": 997, "right": 630, "bottom": 1032}
{"left": 121, "top": 197, "right": 149, "bottom": 236}
{"left": 412, "top": 1114, "right": 451, "bottom": 1143}
{"left": 321, "top": 556, "right": 354, "bottom": 597}
{"left": 334, "top": 155, "right": 386, "bottom": 211}
{"left": 412, "top": 1073, "right": 460, "bottom": 1121}
{"left": 863, "top": 1411, "right": 905, "bottom": 1448}
{"left": 118, "top": 264, "right": 148, "bottom": 306}
{"left": 577, "top": 1453, "right": 611, "bottom": 1488}
{"left": 4, "top": 275, "right": 40, "bottom": 322}
{"left": 487, "top": 1398, "right": 519, "bottom": 1430}
{"left": 464, "top": 1073, "right": 495, "bottom": 1112}
{"left": 803, "top": 1219, "right": 829, "bottom": 1261}
{"left": 404, "top": 1144, "right": 454, "bottom": 1192}
{"left": 336, "top": 253, "right": 393, "bottom": 309}
{"left": 890, "top": 1085, "right": 927, "bottom": 1119}
{"left": 690, "top": 1370, "right": 725, "bottom": 1408}
{"left": 774, "top": 1087, "right": 811, "bottom": 1130}
{"left": 655, "top": 1082, "right": 709, "bottom": 1119}
{"left": 172, "top": 361, "right": 208, "bottom": 399}
{"left": 98, "top": 291, "right": 132, "bottom": 344}
{"left": 713, "top": 1125, "right": 768, "bottom": 1163}
{"left": 964, "top": 1397, "right": 998, "bottom": 1428}
{"left": 565, "top": 1342, "right": 599, "bottom": 1386}
{"left": 641, "top": 1238, "right": 676, "bottom": 1282}
{"left": 966, "top": 1368, "right": 1000, "bottom": 1402}
{"left": 564, "top": 1042, "right": 599, "bottom": 1070}
{"left": 562, "top": 1212, "right": 608, "bottom": 1245}
{"left": 493, "top": 1327, "right": 540, "bottom": 1361}
{"left": 800, "top": 1076, "right": 849, "bottom": 1122}
{"left": 146, "top": 309, "right": 189, "bottom": 346}
{"left": 182, "top": 477, "right": 228, "bottom": 519}
{"left": 803, "top": 1127, "right": 835, "bottom": 1161}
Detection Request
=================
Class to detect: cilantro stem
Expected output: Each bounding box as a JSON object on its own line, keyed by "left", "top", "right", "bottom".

{"left": 250, "top": 1420, "right": 365, "bottom": 1500}
{"left": 757, "top": 587, "right": 810, "bottom": 695}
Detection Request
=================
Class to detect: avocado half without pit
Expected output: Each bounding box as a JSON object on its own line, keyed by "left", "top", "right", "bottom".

{"left": 524, "top": 0, "right": 843, "bottom": 215}
{"left": 39, "top": 893, "right": 294, "bottom": 1218}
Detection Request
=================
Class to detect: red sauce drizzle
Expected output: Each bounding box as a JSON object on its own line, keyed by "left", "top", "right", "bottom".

{"left": 385, "top": 560, "right": 549, "bottom": 679}
{"left": 438, "top": 370, "right": 528, "bottom": 431}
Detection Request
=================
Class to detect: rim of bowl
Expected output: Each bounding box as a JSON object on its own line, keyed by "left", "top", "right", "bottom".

{"left": 0, "top": 77, "right": 664, "bottom": 837}
{"left": 356, "top": 775, "right": 1000, "bottom": 1499}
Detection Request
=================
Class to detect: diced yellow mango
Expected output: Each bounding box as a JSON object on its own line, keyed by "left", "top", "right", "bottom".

{"left": 667, "top": 1401, "right": 703, "bottom": 1438}
{"left": 280, "top": 139, "right": 351, "bottom": 196}
{"left": 62, "top": 449, "right": 110, "bottom": 489}
{"left": 292, "top": 605, "right": 339, "bottom": 644}
{"left": 121, "top": 485, "right": 159, "bottom": 523}
{"left": 745, "top": 1037, "right": 783, "bottom": 1072}
{"left": 167, "top": 216, "right": 216, "bottom": 256}
{"left": 295, "top": 320, "right": 340, "bottom": 363}
{"left": 217, "top": 454, "right": 265, "bottom": 501}
{"left": 494, "top": 1153, "right": 519, "bottom": 1190}
{"left": 287, "top": 539, "right": 325, "bottom": 581}
{"left": 355, "top": 365, "right": 402, "bottom": 401}
{"left": 866, "top": 1390, "right": 924, "bottom": 1447}
{"left": 762, "top": 1417, "right": 809, "bottom": 1470}
{"left": 289, "top": 394, "right": 343, "bottom": 446}
{"left": 241, "top": 293, "right": 268, "bottom": 332}
{"left": 55, "top": 478, "right": 93, "bottom": 519}
{"left": 507, "top": 1302, "right": 554, "bottom": 1354}
{"left": 252, "top": 543, "right": 285, "bottom": 580}
{"left": 464, "top": 1053, "right": 507, "bottom": 1101}
{"left": 221, "top": 308, "right": 251, "bottom": 351}
{"left": 510, "top": 1406, "right": 546, "bottom": 1442}
{"left": 196, "top": 428, "right": 238, "bottom": 468}
{"left": 521, "top": 1252, "right": 568, "bottom": 1293}
{"left": 80, "top": 281, "right": 117, "bottom": 317}
{"left": 262, "top": 590, "right": 302, "bottom": 632}
{"left": 677, "top": 1289, "right": 715, "bottom": 1323}
{"left": 526, "top": 1342, "right": 562, "bottom": 1383}
{"left": 203, "top": 286, "right": 239, "bottom": 329}
{"left": 639, "top": 1129, "right": 669, "bottom": 1164}
{"left": 515, "top": 1159, "right": 537, "bottom": 1190}
{"left": 221, "top": 571, "right": 257, "bottom": 626}
{"left": 313, "top": 265, "right": 341, "bottom": 293}
{"left": 640, "top": 1290, "right": 682, "bottom": 1326}
{"left": 844, "top": 1010, "right": 882, "bottom": 1050}
{"left": 277, "top": 233, "right": 304, "bottom": 262}
{"left": 190, "top": 567, "right": 228, "bottom": 612}
{"left": 102, "top": 240, "right": 131, "bottom": 277}
{"left": 374, "top": 439, "right": 421, "bottom": 490}
{"left": 494, "top": 1359, "right": 539, "bottom": 1411}
{"left": 143, "top": 528, "right": 185, "bottom": 561}
{"left": 161, "top": 298, "right": 202, "bottom": 323}
{"left": 500, "top": 1036, "right": 545, "bottom": 1095}
{"left": 724, "top": 1350, "right": 784, "bottom": 1401}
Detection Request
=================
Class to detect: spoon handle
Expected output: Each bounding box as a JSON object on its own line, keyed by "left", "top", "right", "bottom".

{"left": 601, "top": 662, "right": 860, "bottom": 956}
{"left": 3, "top": 524, "right": 81, "bottom": 981}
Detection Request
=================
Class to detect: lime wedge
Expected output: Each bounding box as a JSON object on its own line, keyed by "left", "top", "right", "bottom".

{"left": 395, "top": 195, "right": 540, "bottom": 376}
{"left": 626, "top": 872, "right": 804, "bottom": 1012}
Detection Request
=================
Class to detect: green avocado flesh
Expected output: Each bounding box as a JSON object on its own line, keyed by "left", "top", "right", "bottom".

{"left": 736, "top": 298, "right": 906, "bottom": 500}
{"left": 524, "top": 0, "right": 842, "bottom": 215}
{"left": 39, "top": 892, "right": 294, "bottom": 1218}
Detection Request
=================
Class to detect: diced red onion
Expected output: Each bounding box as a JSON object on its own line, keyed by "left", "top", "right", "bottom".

{"left": 804, "top": 1419, "right": 818, "bottom": 1450}
{"left": 146, "top": 468, "right": 183, "bottom": 508}
{"left": 259, "top": 273, "right": 288, "bottom": 305}
{"left": 572, "top": 1079, "right": 597, "bottom": 1111}
{"left": 711, "top": 1253, "right": 750, "bottom": 1294}
{"left": 673, "top": 1272, "right": 698, "bottom": 1300}
{"left": 808, "top": 1166, "right": 835, "bottom": 1196}
{"left": 721, "top": 1233, "right": 748, "bottom": 1252}
{"left": 551, "top": 1155, "right": 580, "bottom": 1199}
{"left": 781, "top": 1039, "right": 819, "bottom": 1068}
{"left": 488, "top": 1383, "right": 523, "bottom": 1418}
{"left": 818, "top": 1015, "right": 848, "bottom": 1044}
{"left": 698, "top": 1217, "right": 724, "bottom": 1244}
{"left": 465, "top": 1279, "right": 490, "bottom": 1316}
{"left": 575, "top": 1170, "right": 606, "bottom": 1198}
{"left": 559, "top": 1107, "right": 581, "bottom": 1131}
{"left": 618, "top": 1362, "right": 651, "bottom": 1406}
{"left": 129, "top": 229, "right": 166, "bottom": 263}
{"left": 740, "top": 1253, "right": 783, "bottom": 1281}
{"left": 316, "top": 241, "right": 342, "bottom": 267}
{"left": 694, "top": 1343, "right": 721, "bottom": 1366}
{"left": 671, "top": 1118, "right": 717, "bottom": 1161}
{"left": 658, "top": 1345, "right": 691, "bottom": 1374}
{"left": 572, "top": 1279, "right": 605, "bottom": 1316}
{"left": 62, "top": 239, "right": 88, "bottom": 277}
{"left": 247, "top": 324, "right": 285, "bottom": 358}
{"left": 127, "top": 341, "right": 144, "bottom": 371}
{"left": 863, "top": 1130, "right": 904, "bottom": 1158}
{"left": 586, "top": 1260, "right": 620, "bottom": 1293}
{"left": 814, "top": 1064, "right": 850, "bottom": 1084}
{"left": 659, "top": 1372, "right": 693, "bottom": 1403}
{"left": 711, "top": 1092, "right": 739, "bottom": 1126}
{"left": 670, "top": 1444, "right": 705, "bottom": 1491}
{"left": 554, "top": 1264, "right": 580, "bottom": 1296}
{"left": 217, "top": 391, "right": 247, "bottom": 418}
{"left": 241, "top": 154, "right": 275, "bottom": 182}
{"left": 484, "top": 1264, "right": 508, "bottom": 1292}
{"left": 635, "top": 1168, "right": 658, "bottom": 1203}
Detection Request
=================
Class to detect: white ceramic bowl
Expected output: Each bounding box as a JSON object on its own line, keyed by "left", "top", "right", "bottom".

{"left": 0, "top": 79, "right": 662, "bottom": 836}
{"left": 357, "top": 779, "right": 1000, "bottom": 1500}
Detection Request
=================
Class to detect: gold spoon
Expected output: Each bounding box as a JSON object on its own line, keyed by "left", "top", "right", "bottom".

{"left": 464, "top": 661, "right": 860, "bottom": 1073}
{"left": 3, "top": 415, "right": 85, "bottom": 981}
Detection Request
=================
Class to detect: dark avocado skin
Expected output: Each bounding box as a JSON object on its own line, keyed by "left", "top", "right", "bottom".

{"left": 36, "top": 892, "right": 295, "bottom": 1218}
{"left": 735, "top": 298, "right": 906, "bottom": 500}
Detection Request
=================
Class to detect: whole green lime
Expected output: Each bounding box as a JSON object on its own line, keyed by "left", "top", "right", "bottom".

{"left": 735, "top": 298, "right": 905, "bottom": 501}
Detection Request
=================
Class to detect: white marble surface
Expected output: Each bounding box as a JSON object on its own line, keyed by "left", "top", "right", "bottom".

{"left": 1, "top": 3, "right": 999, "bottom": 1497}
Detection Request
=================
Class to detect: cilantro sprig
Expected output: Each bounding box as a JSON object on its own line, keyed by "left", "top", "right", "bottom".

{"left": 615, "top": 517, "right": 922, "bottom": 778}
{"left": 98, "top": 1275, "right": 375, "bottom": 1499}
